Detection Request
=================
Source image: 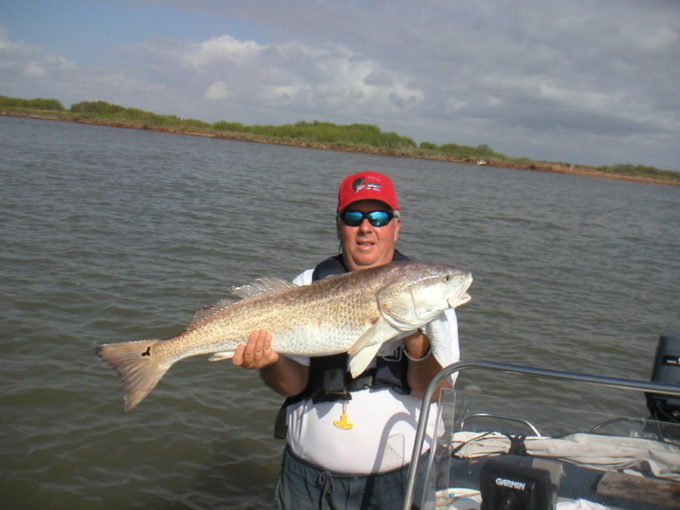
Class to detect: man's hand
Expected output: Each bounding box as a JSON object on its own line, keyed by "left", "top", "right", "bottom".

{"left": 232, "top": 329, "right": 309, "bottom": 396}
{"left": 231, "top": 330, "right": 280, "bottom": 369}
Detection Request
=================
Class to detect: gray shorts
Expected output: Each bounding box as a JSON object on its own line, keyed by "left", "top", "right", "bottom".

{"left": 274, "top": 445, "right": 430, "bottom": 510}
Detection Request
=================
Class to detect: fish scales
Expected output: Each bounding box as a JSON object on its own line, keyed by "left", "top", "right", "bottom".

{"left": 164, "top": 268, "right": 384, "bottom": 359}
{"left": 97, "top": 262, "right": 473, "bottom": 411}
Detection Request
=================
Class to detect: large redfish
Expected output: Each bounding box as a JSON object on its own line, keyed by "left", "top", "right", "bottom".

{"left": 97, "top": 262, "right": 472, "bottom": 411}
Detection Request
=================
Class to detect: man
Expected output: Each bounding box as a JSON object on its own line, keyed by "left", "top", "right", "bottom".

{"left": 232, "top": 171, "right": 460, "bottom": 509}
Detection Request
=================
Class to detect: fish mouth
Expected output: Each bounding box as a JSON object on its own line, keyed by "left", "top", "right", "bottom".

{"left": 449, "top": 292, "right": 472, "bottom": 308}
{"left": 447, "top": 273, "right": 473, "bottom": 308}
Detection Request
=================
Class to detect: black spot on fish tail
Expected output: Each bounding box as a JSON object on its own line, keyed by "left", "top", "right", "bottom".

{"left": 96, "top": 339, "right": 170, "bottom": 411}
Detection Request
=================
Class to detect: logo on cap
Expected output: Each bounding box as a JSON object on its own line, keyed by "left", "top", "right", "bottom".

{"left": 352, "top": 177, "right": 381, "bottom": 193}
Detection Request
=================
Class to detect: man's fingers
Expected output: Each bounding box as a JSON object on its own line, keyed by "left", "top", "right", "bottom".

{"left": 231, "top": 343, "right": 246, "bottom": 366}
{"left": 233, "top": 330, "right": 277, "bottom": 369}
{"left": 254, "top": 332, "right": 265, "bottom": 355}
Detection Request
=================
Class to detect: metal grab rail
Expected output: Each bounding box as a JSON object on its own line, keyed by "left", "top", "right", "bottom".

{"left": 458, "top": 412, "right": 543, "bottom": 437}
{"left": 402, "top": 360, "right": 680, "bottom": 510}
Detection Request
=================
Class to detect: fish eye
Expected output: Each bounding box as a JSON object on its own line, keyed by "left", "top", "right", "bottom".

{"left": 444, "top": 274, "right": 451, "bottom": 281}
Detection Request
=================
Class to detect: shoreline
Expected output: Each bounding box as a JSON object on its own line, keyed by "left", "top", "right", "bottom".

{"left": 5, "top": 111, "right": 678, "bottom": 187}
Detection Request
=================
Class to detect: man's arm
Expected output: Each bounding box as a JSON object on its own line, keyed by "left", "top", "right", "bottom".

{"left": 231, "top": 330, "right": 309, "bottom": 397}
{"left": 404, "top": 330, "right": 450, "bottom": 400}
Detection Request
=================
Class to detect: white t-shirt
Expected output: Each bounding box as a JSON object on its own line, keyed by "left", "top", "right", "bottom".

{"left": 284, "top": 267, "right": 460, "bottom": 474}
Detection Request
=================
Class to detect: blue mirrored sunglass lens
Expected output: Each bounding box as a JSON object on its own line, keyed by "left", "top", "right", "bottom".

{"left": 342, "top": 211, "right": 365, "bottom": 225}
{"left": 341, "top": 210, "right": 392, "bottom": 226}
{"left": 367, "top": 211, "right": 391, "bottom": 226}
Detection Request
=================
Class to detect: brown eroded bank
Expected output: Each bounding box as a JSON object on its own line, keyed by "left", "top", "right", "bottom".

{"left": 3, "top": 110, "right": 678, "bottom": 187}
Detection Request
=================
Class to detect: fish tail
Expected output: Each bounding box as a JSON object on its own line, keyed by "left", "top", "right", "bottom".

{"left": 96, "top": 339, "right": 170, "bottom": 411}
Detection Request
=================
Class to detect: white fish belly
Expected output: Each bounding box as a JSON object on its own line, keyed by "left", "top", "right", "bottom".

{"left": 270, "top": 324, "right": 369, "bottom": 357}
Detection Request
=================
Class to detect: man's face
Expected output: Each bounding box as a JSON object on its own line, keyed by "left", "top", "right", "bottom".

{"left": 337, "top": 199, "right": 401, "bottom": 271}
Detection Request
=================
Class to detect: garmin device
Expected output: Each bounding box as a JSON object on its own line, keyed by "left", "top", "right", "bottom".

{"left": 480, "top": 459, "right": 553, "bottom": 510}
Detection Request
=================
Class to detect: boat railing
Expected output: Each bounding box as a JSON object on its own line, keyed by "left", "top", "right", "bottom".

{"left": 458, "top": 412, "right": 543, "bottom": 437}
{"left": 402, "top": 360, "right": 680, "bottom": 510}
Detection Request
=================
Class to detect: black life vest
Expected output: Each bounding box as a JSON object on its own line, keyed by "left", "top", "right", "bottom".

{"left": 274, "top": 251, "right": 411, "bottom": 439}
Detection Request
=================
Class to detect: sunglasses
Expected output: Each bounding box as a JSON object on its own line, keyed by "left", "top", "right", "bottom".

{"left": 338, "top": 210, "right": 396, "bottom": 227}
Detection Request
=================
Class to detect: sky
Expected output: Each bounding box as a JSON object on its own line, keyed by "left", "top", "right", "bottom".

{"left": 1, "top": 0, "right": 679, "bottom": 171}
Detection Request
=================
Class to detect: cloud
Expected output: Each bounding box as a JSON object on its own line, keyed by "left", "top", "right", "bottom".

{"left": 189, "top": 35, "right": 264, "bottom": 68}
{"left": 0, "top": 27, "right": 77, "bottom": 79}
{"left": 0, "top": 26, "right": 164, "bottom": 107}
{"left": 119, "top": 33, "right": 424, "bottom": 120}
{"left": 203, "top": 80, "right": 231, "bottom": 100}
{"left": 364, "top": 71, "right": 394, "bottom": 87}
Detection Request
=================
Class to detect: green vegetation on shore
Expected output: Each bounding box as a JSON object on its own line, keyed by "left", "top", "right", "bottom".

{"left": 2, "top": 95, "right": 678, "bottom": 185}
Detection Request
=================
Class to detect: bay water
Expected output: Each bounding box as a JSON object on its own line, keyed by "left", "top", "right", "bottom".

{"left": 1, "top": 115, "right": 679, "bottom": 508}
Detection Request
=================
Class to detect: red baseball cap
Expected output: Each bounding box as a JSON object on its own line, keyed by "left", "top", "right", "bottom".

{"left": 336, "top": 171, "right": 400, "bottom": 211}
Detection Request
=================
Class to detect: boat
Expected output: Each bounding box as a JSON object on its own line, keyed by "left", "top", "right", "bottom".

{"left": 403, "top": 335, "right": 680, "bottom": 510}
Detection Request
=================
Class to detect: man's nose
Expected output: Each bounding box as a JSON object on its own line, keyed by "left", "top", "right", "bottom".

{"left": 358, "top": 218, "right": 373, "bottom": 231}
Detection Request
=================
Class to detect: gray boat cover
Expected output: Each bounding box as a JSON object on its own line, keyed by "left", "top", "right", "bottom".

{"left": 452, "top": 431, "right": 680, "bottom": 481}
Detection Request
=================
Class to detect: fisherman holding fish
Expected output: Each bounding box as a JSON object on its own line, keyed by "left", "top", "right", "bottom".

{"left": 98, "top": 170, "right": 470, "bottom": 508}
{"left": 232, "top": 171, "right": 463, "bottom": 510}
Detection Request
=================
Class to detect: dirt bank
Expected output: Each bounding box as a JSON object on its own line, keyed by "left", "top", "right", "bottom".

{"left": 5, "top": 111, "right": 678, "bottom": 187}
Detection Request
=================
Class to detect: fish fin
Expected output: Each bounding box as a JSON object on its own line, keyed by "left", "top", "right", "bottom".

{"left": 376, "top": 284, "right": 421, "bottom": 329}
{"left": 230, "top": 277, "right": 297, "bottom": 300}
{"left": 348, "top": 343, "right": 383, "bottom": 378}
{"left": 208, "top": 351, "right": 235, "bottom": 361}
{"left": 96, "top": 339, "right": 171, "bottom": 412}
{"left": 347, "top": 317, "right": 399, "bottom": 356}
{"left": 190, "top": 299, "right": 236, "bottom": 325}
